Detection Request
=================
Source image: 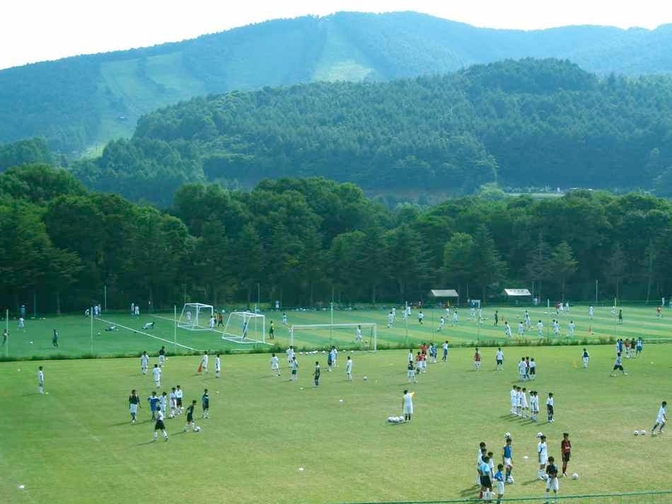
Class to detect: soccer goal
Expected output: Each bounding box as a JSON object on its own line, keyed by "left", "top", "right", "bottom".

{"left": 177, "top": 303, "right": 214, "bottom": 331}
{"left": 222, "top": 311, "right": 267, "bottom": 344}
{"left": 289, "top": 323, "right": 377, "bottom": 351}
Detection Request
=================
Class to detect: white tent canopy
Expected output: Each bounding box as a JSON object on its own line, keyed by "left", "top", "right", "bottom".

{"left": 430, "top": 289, "right": 459, "bottom": 298}
{"left": 503, "top": 288, "right": 532, "bottom": 297}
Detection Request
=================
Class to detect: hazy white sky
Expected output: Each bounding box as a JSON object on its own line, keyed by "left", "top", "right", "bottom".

{"left": 1, "top": 0, "right": 671, "bottom": 70}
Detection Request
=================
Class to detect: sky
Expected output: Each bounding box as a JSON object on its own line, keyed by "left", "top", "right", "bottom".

{"left": 2, "top": 0, "right": 671, "bottom": 70}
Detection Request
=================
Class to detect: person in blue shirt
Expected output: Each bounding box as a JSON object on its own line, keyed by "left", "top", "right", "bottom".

{"left": 494, "top": 463, "right": 505, "bottom": 503}
{"left": 148, "top": 391, "right": 160, "bottom": 420}
{"left": 635, "top": 338, "right": 643, "bottom": 357}
{"left": 502, "top": 436, "right": 514, "bottom": 483}
{"left": 479, "top": 455, "right": 492, "bottom": 499}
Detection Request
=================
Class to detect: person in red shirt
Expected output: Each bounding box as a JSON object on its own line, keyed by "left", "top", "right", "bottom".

{"left": 561, "top": 432, "right": 572, "bottom": 477}
{"left": 474, "top": 347, "right": 482, "bottom": 370}
{"left": 420, "top": 342, "right": 428, "bottom": 355}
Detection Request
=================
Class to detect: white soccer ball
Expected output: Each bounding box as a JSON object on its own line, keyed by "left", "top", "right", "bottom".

{"left": 194, "top": 426, "right": 201, "bottom": 432}
{"left": 640, "top": 430, "right": 646, "bottom": 436}
{"left": 506, "top": 476, "right": 514, "bottom": 484}
{"left": 505, "top": 432, "right": 511, "bottom": 439}
{"left": 571, "top": 473, "right": 579, "bottom": 480}
{"left": 29, "top": 341, "right": 33, "bottom": 344}
{"left": 634, "top": 430, "right": 639, "bottom": 436}
{"left": 363, "top": 376, "right": 368, "bottom": 381}
{"left": 298, "top": 467, "right": 305, "bottom": 472}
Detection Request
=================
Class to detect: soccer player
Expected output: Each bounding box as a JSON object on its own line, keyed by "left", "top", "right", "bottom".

{"left": 387, "top": 311, "right": 394, "bottom": 328}
{"left": 176, "top": 385, "right": 184, "bottom": 414}
{"left": 327, "top": 348, "right": 334, "bottom": 372}
{"left": 545, "top": 456, "right": 559, "bottom": 500}
{"left": 152, "top": 363, "right": 161, "bottom": 388}
{"left": 437, "top": 316, "right": 445, "bottom": 332}
{"left": 636, "top": 338, "right": 643, "bottom": 357}
{"left": 158, "top": 346, "right": 166, "bottom": 367}
{"left": 537, "top": 320, "right": 544, "bottom": 337}
{"left": 142, "top": 322, "right": 155, "bottom": 330}
{"left": 38, "top": 366, "right": 45, "bottom": 394}
{"left": 504, "top": 321, "right": 512, "bottom": 338}
{"left": 521, "top": 388, "right": 529, "bottom": 418}
{"left": 286, "top": 346, "right": 295, "bottom": 367}
{"left": 18, "top": 317, "right": 25, "bottom": 330}
{"left": 201, "top": 351, "right": 209, "bottom": 374}
{"left": 518, "top": 358, "right": 527, "bottom": 382}
{"left": 529, "top": 358, "right": 536, "bottom": 380}
{"left": 546, "top": 393, "right": 554, "bottom": 423}
{"left": 407, "top": 360, "right": 417, "bottom": 383}
{"left": 153, "top": 408, "right": 168, "bottom": 442}
{"left": 568, "top": 320, "right": 575, "bottom": 337}
{"left": 140, "top": 351, "right": 149, "bottom": 375}
{"left": 510, "top": 385, "right": 518, "bottom": 415}
{"left": 129, "top": 389, "right": 141, "bottom": 423}
{"left": 493, "top": 310, "right": 499, "bottom": 326}
{"left": 202, "top": 389, "right": 210, "bottom": 419}
{"left": 169, "top": 387, "right": 178, "bottom": 418}
{"left": 581, "top": 348, "right": 590, "bottom": 369}
{"left": 355, "top": 325, "right": 362, "bottom": 342}
{"left": 148, "top": 391, "right": 160, "bottom": 420}
{"left": 442, "top": 340, "right": 449, "bottom": 362}
{"left": 474, "top": 347, "right": 482, "bottom": 370}
{"left": 290, "top": 356, "right": 299, "bottom": 381}
{"left": 270, "top": 353, "right": 280, "bottom": 376}
{"left": 418, "top": 310, "right": 424, "bottom": 325}
{"left": 496, "top": 347, "right": 504, "bottom": 371}
{"left": 402, "top": 389, "right": 414, "bottom": 422}
{"left": 313, "top": 361, "right": 321, "bottom": 387}
{"left": 282, "top": 312, "right": 288, "bottom": 326}
{"left": 494, "top": 463, "right": 505, "bottom": 503}
{"left": 524, "top": 310, "right": 531, "bottom": 329}
{"left": 530, "top": 391, "right": 539, "bottom": 422}
{"left": 345, "top": 355, "right": 353, "bottom": 381}
{"left": 651, "top": 401, "right": 667, "bottom": 435}
{"left": 479, "top": 455, "right": 493, "bottom": 500}
{"left": 134, "top": 305, "right": 140, "bottom": 317}
{"left": 183, "top": 400, "right": 199, "bottom": 432}
{"left": 502, "top": 436, "right": 514, "bottom": 484}
{"left": 537, "top": 434, "right": 548, "bottom": 480}
{"left": 589, "top": 305, "right": 594, "bottom": 319}
{"left": 209, "top": 315, "right": 215, "bottom": 331}
{"left": 215, "top": 353, "right": 221, "bottom": 378}
{"left": 268, "top": 320, "right": 275, "bottom": 340}
{"left": 610, "top": 352, "right": 628, "bottom": 377}
{"left": 618, "top": 309, "right": 623, "bottom": 324}
{"left": 407, "top": 349, "right": 414, "bottom": 364}
{"left": 452, "top": 309, "right": 458, "bottom": 326}
{"left": 159, "top": 391, "right": 168, "bottom": 418}
{"left": 561, "top": 432, "right": 572, "bottom": 477}
{"left": 517, "top": 321, "right": 525, "bottom": 337}
{"left": 52, "top": 329, "right": 59, "bottom": 348}
{"left": 2, "top": 328, "right": 7, "bottom": 345}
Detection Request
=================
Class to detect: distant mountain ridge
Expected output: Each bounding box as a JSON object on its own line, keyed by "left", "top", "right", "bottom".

{"left": 3, "top": 11, "right": 672, "bottom": 153}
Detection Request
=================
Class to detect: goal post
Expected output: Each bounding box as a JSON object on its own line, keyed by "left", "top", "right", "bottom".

{"left": 177, "top": 303, "right": 214, "bottom": 331}
{"left": 289, "top": 323, "right": 377, "bottom": 351}
{"left": 222, "top": 311, "right": 267, "bottom": 345}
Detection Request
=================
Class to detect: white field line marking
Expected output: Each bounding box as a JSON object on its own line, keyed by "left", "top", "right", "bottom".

{"left": 97, "top": 317, "right": 199, "bottom": 351}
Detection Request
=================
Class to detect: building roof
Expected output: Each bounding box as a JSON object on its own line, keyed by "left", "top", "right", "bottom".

{"left": 430, "top": 289, "right": 459, "bottom": 298}
{"left": 503, "top": 288, "right": 532, "bottom": 297}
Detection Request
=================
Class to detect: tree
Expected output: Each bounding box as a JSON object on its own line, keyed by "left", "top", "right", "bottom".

{"left": 385, "top": 224, "right": 429, "bottom": 303}
{"left": 470, "top": 225, "right": 506, "bottom": 303}
{"left": 607, "top": 243, "right": 628, "bottom": 301}
{"left": 233, "top": 223, "right": 264, "bottom": 305}
{"left": 549, "top": 241, "right": 578, "bottom": 302}
{"left": 526, "top": 233, "right": 551, "bottom": 301}
{"left": 442, "top": 232, "right": 474, "bottom": 302}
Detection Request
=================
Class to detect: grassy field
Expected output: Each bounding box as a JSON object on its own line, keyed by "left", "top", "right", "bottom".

{"left": 2, "top": 304, "right": 671, "bottom": 360}
{"left": 1, "top": 305, "right": 671, "bottom": 503}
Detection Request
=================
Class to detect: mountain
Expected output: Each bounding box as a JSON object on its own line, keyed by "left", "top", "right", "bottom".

{"left": 70, "top": 59, "right": 672, "bottom": 207}
{"left": 3, "top": 12, "right": 672, "bottom": 154}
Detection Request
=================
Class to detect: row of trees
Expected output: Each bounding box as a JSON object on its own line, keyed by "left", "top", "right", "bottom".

{"left": 1, "top": 165, "right": 672, "bottom": 314}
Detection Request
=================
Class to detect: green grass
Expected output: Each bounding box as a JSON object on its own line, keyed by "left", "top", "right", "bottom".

{"left": 3, "top": 305, "right": 671, "bottom": 360}
{"left": 1, "top": 344, "right": 671, "bottom": 503}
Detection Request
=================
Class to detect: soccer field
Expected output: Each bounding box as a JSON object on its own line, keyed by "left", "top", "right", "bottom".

{"left": 3, "top": 304, "right": 672, "bottom": 360}
{"left": 1, "top": 327, "right": 671, "bottom": 503}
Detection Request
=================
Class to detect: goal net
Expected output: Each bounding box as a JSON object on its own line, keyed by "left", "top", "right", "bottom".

{"left": 289, "top": 323, "right": 377, "bottom": 351}
{"left": 222, "top": 311, "right": 267, "bottom": 344}
{"left": 177, "top": 303, "right": 214, "bottom": 331}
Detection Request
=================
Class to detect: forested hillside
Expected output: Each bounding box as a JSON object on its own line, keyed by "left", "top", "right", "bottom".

{"left": 70, "top": 59, "right": 672, "bottom": 206}
{"left": 2, "top": 165, "right": 672, "bottom": 313}
{"left": 3, "top": 12, "right": 672, "bottom": 153}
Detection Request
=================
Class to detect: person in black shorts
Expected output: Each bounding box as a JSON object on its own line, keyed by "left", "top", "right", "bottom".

{"left": 153, "top": 409, "right": 168, "bottom": 441}
{"left": 201, "top": 389, "right": 210, "bottom": 419}
{"left": 479, "top": 455, "right": 492, "bottom": 499}
{"left": 561, "top": 432, "right": 572, "bottom": 477}
{"left": 183, "top": 399, "right": 199, "bottom": 432}
{"left": 313, "top": 361, "right": 321, "bottom": 387}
